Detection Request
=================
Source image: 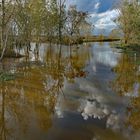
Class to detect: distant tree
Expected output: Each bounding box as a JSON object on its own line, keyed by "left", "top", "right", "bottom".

{"left": 109, "top": 29, "right": 122, "bottom": 39}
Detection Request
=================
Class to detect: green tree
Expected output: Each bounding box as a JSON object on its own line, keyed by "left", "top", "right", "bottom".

{"left": 0, "top": 0, "right": 16, "bottom": 60}
{"left": 118, "top": 0, "right": 140, "bottom": 46}
{"left": 66, "top": 5, "right": 89, "bottom": 37}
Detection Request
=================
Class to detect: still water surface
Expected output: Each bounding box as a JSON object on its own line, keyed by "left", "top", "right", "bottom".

{"left": 0, "top": 42, "right": 140, "bottom": 140}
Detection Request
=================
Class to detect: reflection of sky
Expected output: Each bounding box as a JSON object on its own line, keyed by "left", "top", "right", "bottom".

{"left": 17, "top": 43, "right": 47, "bottom": 62}
{"left": 91, "top": 43, "right": 121, "bottom": 67}
{"left": 53, "top": 43, "right": 140, "bottom": 140}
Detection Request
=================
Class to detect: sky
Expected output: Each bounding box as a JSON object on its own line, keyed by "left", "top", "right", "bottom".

{"left": 66, "top": 0, "right": 119, "bottom": 35}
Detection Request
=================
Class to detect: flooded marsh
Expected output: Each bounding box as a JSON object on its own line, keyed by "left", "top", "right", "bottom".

{"left": 0, "top": 42, "right": 140, "bottom": 140}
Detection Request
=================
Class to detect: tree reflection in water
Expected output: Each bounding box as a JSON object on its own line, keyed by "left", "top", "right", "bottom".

{"left": 0, "top": 43, "right": 91, "bottom": 140}
{"left": 112, "top": 53, "right": 140, "bottom": 130}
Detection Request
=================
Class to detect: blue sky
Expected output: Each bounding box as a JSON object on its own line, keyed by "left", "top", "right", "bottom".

{"left": 66, "top": 0, "right": 119, "bottom": 35}
{"left": 66, "top": 0, "right": 117, "bottom": 13}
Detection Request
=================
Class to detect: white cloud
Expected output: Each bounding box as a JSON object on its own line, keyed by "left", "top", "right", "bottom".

{"left": 66, "top": 0, "right": 101, "bottom": 12}
{"left": 90, "top": 9, "right": 119, "bottom": 35}
{"left": 94, "top": 2, "right": 101, "bottom": 10}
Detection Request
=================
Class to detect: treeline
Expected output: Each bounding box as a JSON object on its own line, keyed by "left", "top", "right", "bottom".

{"left": 0, "top": 0, "right": 92, "bottom": 60}
{"left": 118, "top": 0, "right": 140, "bottom": 47}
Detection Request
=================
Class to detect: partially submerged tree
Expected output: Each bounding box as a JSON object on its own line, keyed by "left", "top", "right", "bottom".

{"left": 0, "top": 0, "right": 92, "bottom": 60}
{"left": 0, "top": 0, "right": 17, "bottom": 60}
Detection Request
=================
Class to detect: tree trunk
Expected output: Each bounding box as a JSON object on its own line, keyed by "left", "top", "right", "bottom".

{"left": 0, "top": 0, "right": 6, "bottom": 60}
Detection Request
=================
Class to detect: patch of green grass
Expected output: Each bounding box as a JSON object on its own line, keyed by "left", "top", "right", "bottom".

{"left": 0, "top": 72, "right": 16, "bottom": 82}
{"left": 135, "top": 60, "right": 140, "bottom": 65}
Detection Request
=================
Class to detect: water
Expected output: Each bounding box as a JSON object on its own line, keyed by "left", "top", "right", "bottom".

{"left": 0, "top": 42, "right": 140, "bottom": 140}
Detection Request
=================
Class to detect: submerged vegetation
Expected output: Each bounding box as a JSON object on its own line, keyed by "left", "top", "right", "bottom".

{"left": 0, "top": 72, "right": 16, "bottom": 81}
